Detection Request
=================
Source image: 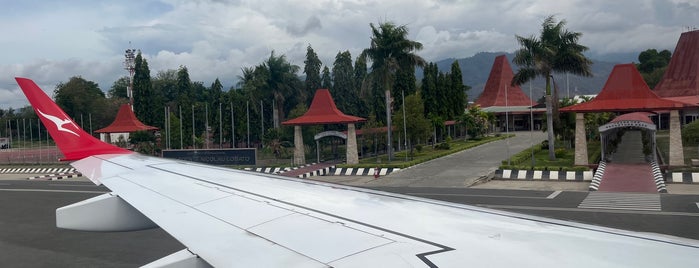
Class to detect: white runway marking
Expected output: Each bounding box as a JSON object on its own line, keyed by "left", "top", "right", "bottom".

{"left": 0, "top": 188, "right": 106, "bottom": 194}
{"left": 407, "top": 193, "right": 549, "bottom": 199}
{"left": 546, "top": 190, "right": 562, "bottom": 199}
{"left": 479, "top": 204, "right": 699, "bottom": 217}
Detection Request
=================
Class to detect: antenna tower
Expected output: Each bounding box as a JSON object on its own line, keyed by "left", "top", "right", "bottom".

{"left": 124, "top": 46, "right": 136, "bottom": 110}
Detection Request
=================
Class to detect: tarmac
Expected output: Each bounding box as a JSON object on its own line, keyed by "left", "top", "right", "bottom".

{"left": 309, "top": 131, "right": 699, "bottom": 194}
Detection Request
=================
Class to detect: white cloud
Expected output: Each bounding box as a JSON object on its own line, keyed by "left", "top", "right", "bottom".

{"left": 0, "top": 0, "right": 697, "bottom": 109}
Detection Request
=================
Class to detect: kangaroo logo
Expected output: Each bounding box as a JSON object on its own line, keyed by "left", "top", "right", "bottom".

{"left": 36, "top": 109, "right": 80, "bottom": 137}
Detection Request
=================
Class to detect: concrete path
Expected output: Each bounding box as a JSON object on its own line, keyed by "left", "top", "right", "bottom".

{"left": 598, "top": 163, "right": 658, "bottom": 192}
{"left": 364, "top": 131, "right": 547, "bottom": 187}
{"left": 600, "top": 130, "right": 658, "bottom": 193}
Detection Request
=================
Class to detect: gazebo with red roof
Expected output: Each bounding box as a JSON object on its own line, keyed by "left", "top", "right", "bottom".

{"left": 95, "top": 104, "right": 159, "bottom": 144}
{"left": 562, "top": 64, "right": 696, "bottom": 166}
{"left": 282, "top": 89, "right": 365, "bottom": 165}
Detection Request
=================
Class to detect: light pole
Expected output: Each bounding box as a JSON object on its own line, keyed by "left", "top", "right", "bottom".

{"left": 124, "top": 48, "right": 136, "bottom": 111}
{"left": 530, "top": 82, "right": 535, "bottom": 167}
{"left": 505, "top": 85, "right": 510, "bottom": 165}
{"left": 402, "top": 90, "right": 408, "bottom": 162}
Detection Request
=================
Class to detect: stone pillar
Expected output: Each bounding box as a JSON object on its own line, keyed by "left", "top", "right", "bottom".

{"left": 293, "top": 125, "right": 305, "bottom": 165}
{"left": 574, "top": 113, "right": 588, "bottom": 166}
{"left": 346, "top": 123, "right": 359, "bottom": 165}
{"left": 669, "top": 110, "right": 685, "bottom": 166}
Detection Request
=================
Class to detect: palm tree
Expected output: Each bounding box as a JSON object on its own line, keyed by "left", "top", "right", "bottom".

{"left": 262, "top": 51, "right": 301, "bottom": 128}
{"left": 237, "top": 52, "right": 302, "bottom": 129}
{"left": 362, "top": 21, "right": 426, "bottom": 161}
{"left": 512, "top": 15, "right": 592, "bottom": 160}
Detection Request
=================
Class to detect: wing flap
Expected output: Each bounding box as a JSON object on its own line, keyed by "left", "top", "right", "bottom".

{"left": 141, "top": 249, "right": 213, "bottom": 268}
{"left": 56, "top": 193, "right": 156, "bottom": 231}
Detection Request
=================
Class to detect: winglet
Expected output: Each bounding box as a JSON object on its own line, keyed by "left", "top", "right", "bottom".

{"left": 15, "top": 77, "right": 132, "bottom": 161}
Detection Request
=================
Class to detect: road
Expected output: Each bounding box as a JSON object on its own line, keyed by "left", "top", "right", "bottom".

{"left": 1, "top": 178, "right": 698, "bottom": 267}
{"left": 370, "top": 131, "right": 547, "bottom": 187}
{"left": 370, "top": 186, "right": 699, "bottom": 240}
{"left": 0, "top": 179, "right": 182, "bottom": 267}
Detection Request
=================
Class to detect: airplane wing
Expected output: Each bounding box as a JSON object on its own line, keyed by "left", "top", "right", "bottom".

{"left": 16, "top": 77, "right": 699, "bottom": 267}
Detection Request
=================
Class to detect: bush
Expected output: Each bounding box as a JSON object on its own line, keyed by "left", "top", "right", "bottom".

{"left": 502, "top": 144, "right": 543, "bottom": 166}
{"left": 436, "top": 142, "right": 450, "bottom": 150}
{"left": 555, "top": 148, "right": 567, "bottom": 158}
{"left": 415, "top": 144, "right": 423, "bottom": 153}
{"left": 682, "top": 120, "right": 699, "bottom": 146}
{"left": 540, "top": 140, "right": 548, "bottom": 150}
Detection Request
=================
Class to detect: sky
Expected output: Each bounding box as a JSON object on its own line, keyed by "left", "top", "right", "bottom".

{"left": 0, "top": 0, "right": 697, "bottom": 109}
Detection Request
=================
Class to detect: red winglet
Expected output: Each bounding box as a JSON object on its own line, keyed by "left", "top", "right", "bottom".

{"left": 15, "top": 77, "right": 132, "bottom": 161}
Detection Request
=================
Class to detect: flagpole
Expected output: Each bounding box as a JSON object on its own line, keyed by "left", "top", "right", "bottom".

{"left": 179, "top": 106, "right": 183, "bottom": 149}
{"left": 231, "top": 102, "right": 235, "bottom": 148}
{"left": 246, "top": 101, "right": 250, "bottom": 148}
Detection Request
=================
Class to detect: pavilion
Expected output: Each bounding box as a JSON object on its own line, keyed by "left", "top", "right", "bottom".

{"left": 282, "top": 89, "right": 365, "bottom": 165}
{"left": 561, "top": 64, "right": 695, "bottom": 166}
{"left": 653, "top": 29, "right": 699, "bottom": 124}
{"left": 95, "top": 104, "right": 159, "bottom": 144}
{"left": 475, "top": 55, "right": 545, "bottom": 131}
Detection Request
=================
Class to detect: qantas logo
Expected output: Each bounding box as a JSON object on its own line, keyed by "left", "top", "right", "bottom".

{"left": 36, "top": 109, "right": 80, "bottom": 137}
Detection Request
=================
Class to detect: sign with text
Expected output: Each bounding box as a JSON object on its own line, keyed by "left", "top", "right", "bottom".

{"left": 162, "top": 149, "right": 256, "bottom": 165}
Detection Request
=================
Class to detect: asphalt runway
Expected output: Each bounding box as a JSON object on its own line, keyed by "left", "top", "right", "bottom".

{"left": 0, "top": 180, "right": 182, "bottom": 267}
{"left": 2, "top": 179, "right": 699, "bottom": 267}
{"left": 371, "top": 186, "right": 699, "bottom": 240}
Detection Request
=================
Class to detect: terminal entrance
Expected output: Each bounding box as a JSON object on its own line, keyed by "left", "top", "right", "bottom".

{"left": 598, "top": 130, "right": 660, "bottom": 192}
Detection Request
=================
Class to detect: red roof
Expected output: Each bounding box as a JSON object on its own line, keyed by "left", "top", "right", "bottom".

{"left": 609, "top": 112, "right": 654, "bottom": 124}
{"left": 282, "top": 89, "right": 365, "bottom": 125}
{"left": 95, "top": 104, "right": 159, "bottom": 133}
{"left": 654, "top": 30, "right": 699, "bottom": 97}
{"left": 561, "top": 64, "right": 694, "bottom": 112}
{"left": 474, "top": 55, "right": 534, "bottom": 107}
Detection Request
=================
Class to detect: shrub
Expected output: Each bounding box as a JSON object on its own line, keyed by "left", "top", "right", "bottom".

{"left": 415, "top": 144, "right": 423, "bottom": 152}
{"left": 682, "top": 120, "right": 699, "bottom": 146}
{"left": 436, "top": 142, "right": 450, "bottom": 150}
{"left": 555, "top": 148, "right": 567, "bottom": 158}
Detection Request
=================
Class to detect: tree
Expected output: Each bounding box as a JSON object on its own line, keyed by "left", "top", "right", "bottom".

{"left": 176, "top": 66, "right": 194, "bottom": 147}
{"left": 54, "top": 76, "right": 118, "bottom": 132}
{"left": 362, "top": 21, "right": 426, "bottom": 161}
{"left": 393, "top": 65, "right": 416, "bottom": 109}
{"left": 512, "top": 15, "right": 592, "bottom": 160}
{"left": 303, "top": 45, "right": 322, "bottom": 105}
{"left": 108, "top": 76, "right": 129, "bottom": 99}
{"left": 393, "top": 93, "right": 430, "bottom": 155}
{"left": 458, "top": 105, "right": 492, "bottom": 139}
{"left": 209, "top": 78, "right": 224, "bottom": 145}
{"left": 237, "top": 51, "right": 303, "bottom": 142}
{"left": 449, "top": 61, "right": 467, "bottom": 117}
{"left": 262, "top": 51, "right": 303, "bottom": 128}
{"left": 637, "top": 49, "right": 671, "bottom": 89}
{"left": 353, "top": 55, "right": 369, "bottom": 118}
{"left": 421, "top": 62, "right": 439, "bottom": 118}
{"left": 321, "top": 66, "right": 332, "bottom": 89}
{"left": 332, "top": 51, "right": 355, "bottom": 115}
{"left": 133, "top": 52, "right": 163, "bottom": 127}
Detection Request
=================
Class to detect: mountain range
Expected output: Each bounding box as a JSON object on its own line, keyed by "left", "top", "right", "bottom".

{"left": 429, "top": 51, "right": 639, "bottom": 102}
